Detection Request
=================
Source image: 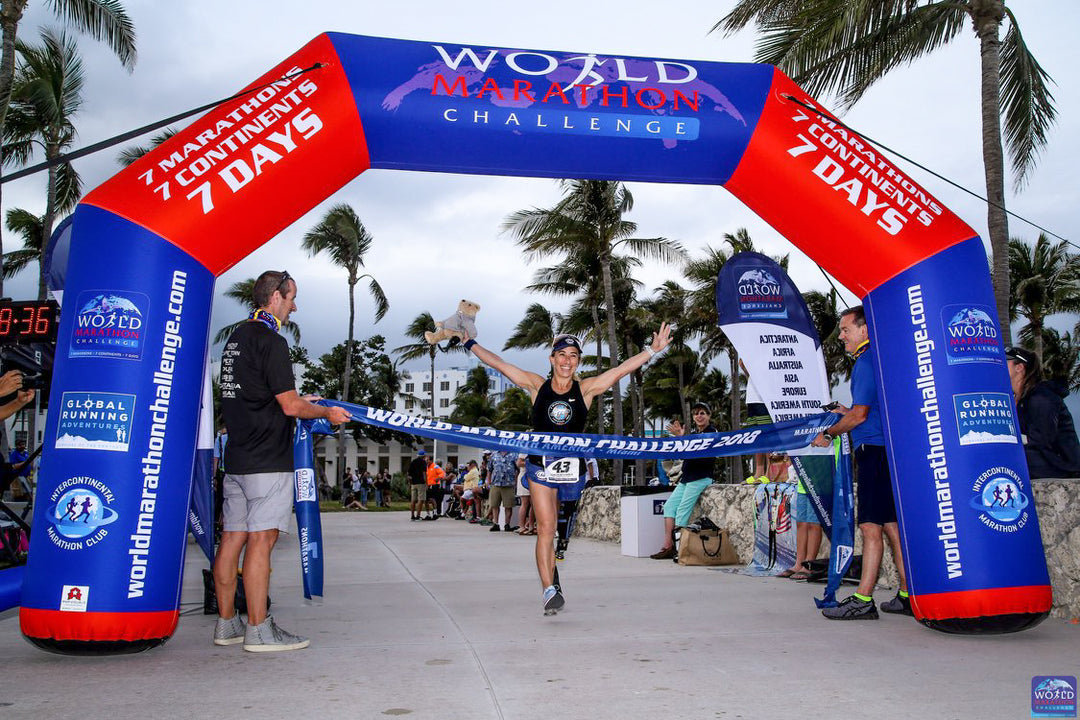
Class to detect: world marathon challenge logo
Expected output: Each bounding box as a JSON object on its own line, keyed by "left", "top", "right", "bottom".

{"left": 940, "top": 303, "right": 1003, "bottom": 365}
{"left": 45, "top": 476, "right": 119, "bottom": 551}
{"left": 55, "top": 391, "right": 135, "bottom": 452}
{"left": 69, "top": 290, "right": 149, "bottom": 361}
{"left": 1032, "top": 676, "right": 1077, "bottom": 718}
{"left": 953, "top": 392, "right": 1018, "bottom": 446}
{"left": 969, "top": 465, "right": 1030, "bottom": 533}
{"left": 736, "top": 268, "right": 786, "bottom": 319}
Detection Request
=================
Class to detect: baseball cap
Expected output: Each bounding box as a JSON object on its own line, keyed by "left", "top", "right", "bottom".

{"left": 551, "top": 333, "right": 582, "bottom": 353}
{"left": 1004, "top": 346, "right": 1035, "bottom": 366}
{"left": 416, "top": 449, "right": 425, "bottom": 456}
{"left": 690, "top": 401, "right": 711, "bottom": 414}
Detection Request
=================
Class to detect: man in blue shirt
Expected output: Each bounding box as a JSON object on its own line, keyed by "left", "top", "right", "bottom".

{"left": 811, "top": 305, "right": 910, "bottom": 620}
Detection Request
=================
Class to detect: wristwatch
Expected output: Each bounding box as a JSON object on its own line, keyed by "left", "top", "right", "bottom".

{"left": 822, "top": 430, "right": 834, "bottom": 441}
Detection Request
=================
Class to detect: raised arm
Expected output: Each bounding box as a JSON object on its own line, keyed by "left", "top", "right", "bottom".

{"left": 465, "top": 338, "right": 546, "bottom": 398}
{"left": 580, "top": 323, "right": 671, "bottom": 402}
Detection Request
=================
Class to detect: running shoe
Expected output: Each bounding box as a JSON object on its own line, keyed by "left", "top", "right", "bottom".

{"left": 880, "top": 592, "right": 914, "bottom": 616}
{"left": 243, "top": 616, "right": 310, "bottom": 652}
{"left": 822, "top": 594, "right": 879, "bottom": 620}
{"left": 212, "top": 614, "right": 245, "bottom": 646}
{"left": 489, "top": 524, "right": 501, "bottom": 532}
{"left": 542, "top": 585, "right": 565, "bottom": 615}
{"left": 649, "top": 546, "right": 676, "bottom": 560}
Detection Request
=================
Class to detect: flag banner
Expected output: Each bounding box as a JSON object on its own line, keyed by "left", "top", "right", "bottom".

{"left": 715, "top": 251, "right": 832, "bottom": 455}
{"left": 809, "top": 436, "right": 855, "bottom": 607}
{"left": 751, "top": 482, "right": 796, "bottom": 574}
{"left": 320, "top": 399, "right": 838, "bottom": 460}
{"left": 293, "top": 419, "right": 334, "bottom": 602}
{"left": 188, "top": 359, "right": 215, "bottom": 563}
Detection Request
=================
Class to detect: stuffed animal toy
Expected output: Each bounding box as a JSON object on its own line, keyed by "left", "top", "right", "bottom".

{"left": 424, "top": 300, "right": 480, "bottom": 345}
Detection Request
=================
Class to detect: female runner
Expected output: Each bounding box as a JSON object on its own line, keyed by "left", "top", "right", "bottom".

{"left": 464, "top": 324, "right": 671, "bottom": 614}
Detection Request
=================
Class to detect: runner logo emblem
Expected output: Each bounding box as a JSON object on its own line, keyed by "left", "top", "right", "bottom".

{"left": 736, "top": 268, "right": 786, "bottom": 318}
{"left": 941, "top": 304, "right": 1003, "bottom": 365}
{"left": 970, "top": 466, "right": 1029, "bottom": 532}
{"left": 547, "top": 400, "right": 572, "bottom": 425}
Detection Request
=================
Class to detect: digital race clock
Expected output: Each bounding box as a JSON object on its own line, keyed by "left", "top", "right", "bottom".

{"left": 0, "top": 300, "right": 59, "bottom": 344}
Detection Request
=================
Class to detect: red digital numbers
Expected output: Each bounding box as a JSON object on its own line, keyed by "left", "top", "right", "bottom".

{"left": 0, "top": 301, "right": 57, "bottom": 344}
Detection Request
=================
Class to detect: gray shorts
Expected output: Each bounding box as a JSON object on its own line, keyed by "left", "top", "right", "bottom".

{"left": 222, "top": 472, "right": 294, "bottom": 533}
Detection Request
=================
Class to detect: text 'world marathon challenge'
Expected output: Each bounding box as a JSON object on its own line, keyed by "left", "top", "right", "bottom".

{"left": 908, "top": 284, "right": 962, "bottom": 580}
{"left": 128, "top": 270, "right": 187, "bottom": 599}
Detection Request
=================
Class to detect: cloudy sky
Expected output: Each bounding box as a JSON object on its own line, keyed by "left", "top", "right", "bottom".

{"left": 5, "top": 0, "right": 1078, "bottom": 380}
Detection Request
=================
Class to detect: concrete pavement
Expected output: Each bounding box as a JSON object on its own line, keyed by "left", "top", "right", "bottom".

{"left": 0, "top": 511, "right": 1076, "bottom": 719}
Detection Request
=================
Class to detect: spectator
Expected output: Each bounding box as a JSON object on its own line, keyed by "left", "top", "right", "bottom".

{"left": 487, "top": 450, "right": 518, "bottom": 532}
{"left": 460, "top": 460, "right": 482, "bottom": 522}
{"left": 377, "top": 470, "right": 392, "bottom": 507}
{"left": 650, "top": 401, "right": 718, "bottom": 560}
{"left": 741, "top": 360, "right": 771, "bottom": 484}
{"left": 784, "top": 463, "right": 824, "bottom": 580}
{"left": 812, "top": 305, "right": 910, "bottom": 620}
{"left": 1006, "top": 346, "right": 1080, "bottom": 478}
{"left": 515, "top": 454, "right": 535, "bottom": 535}
{"left": 407, "top": 450, "right": 427, "bottom": 521}
{"left": 424, "top": 460, "right": 446, "bottom": 520}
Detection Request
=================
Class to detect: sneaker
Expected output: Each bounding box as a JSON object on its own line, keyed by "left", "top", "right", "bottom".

{"left": 243, "top": 616, "right": 310, "bottom": 652}
{"left": 822, "top": 594, "right": 879, "bottom": 621}
{"left": 411, "top": 515, "right": 420, "bottom": 521}
{"left": 504, "top": 524, "right": 515, "bottom": 532}
{"left": 880, "top": 592, "right": 914, "bottom": 616}
{"left": 649, "top": 546, "right": 676, "bottom": 560}
{"left": 744, "top": 475, "right": 757, "bottom": 484}
{"left": 212, "top": 614, "right": 245, "bottom": 646}
{"left": 489, "top": 524, "right": 501, "bottom": 532}
{"left": 422, "top": 515, "right": 434, "bottom": 521}
{"left": 542, "top": 585, "right": 565, "bottom": 615}
{"left": 480, "top": 519, "right": 493, "bottom": 526}
{"left": 469, "top": 517, "right": 479, "bottom": 524}
{"left": 455, "top": 515, "right": 466, "bottom": 521}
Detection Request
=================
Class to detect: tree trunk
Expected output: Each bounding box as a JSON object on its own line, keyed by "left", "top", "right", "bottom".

{"left": 729, "top": 349, "right": 742, "bottom": 483}
{"left": 591, "top": 305, "right": 605, "bottom": 435}
{"left": 0, "top": 0, "right": 28, "bottom": 300}
{"left": 971, "top": 0, "right": 1011, "bottom": 344}
{"left": 600, "top": 253, "right": 623, "bottom": 482}
{"left": 337, "top": 280, "right": 357, "bottom": 488}
{"left": 624, "top": 336, "right": 645, "bottom": 484}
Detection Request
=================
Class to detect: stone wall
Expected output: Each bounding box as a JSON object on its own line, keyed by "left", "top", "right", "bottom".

{"left": 576, "top": 479, "right": 1079, "bottom": 620}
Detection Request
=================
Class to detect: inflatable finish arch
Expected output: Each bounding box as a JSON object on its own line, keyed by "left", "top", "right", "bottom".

{"left": 20, "top": 33, "right": 1049, "bottom": 651}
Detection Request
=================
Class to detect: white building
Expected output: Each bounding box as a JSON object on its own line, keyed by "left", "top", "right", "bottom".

{"left": 314, "top": 362, "right": 513, "bottom": 482}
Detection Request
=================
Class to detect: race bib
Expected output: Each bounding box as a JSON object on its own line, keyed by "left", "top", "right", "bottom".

{"left": 543, "top": 457, "right": 579, "bottom": 484}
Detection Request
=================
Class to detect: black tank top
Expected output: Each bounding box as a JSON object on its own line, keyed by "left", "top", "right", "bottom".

{"left": 529, "top": 379, "right": 587, "bottom": 469}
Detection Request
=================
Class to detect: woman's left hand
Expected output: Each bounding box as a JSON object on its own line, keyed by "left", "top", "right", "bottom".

{"left": 650, "top": 322, "right": 672, "bottom": 354}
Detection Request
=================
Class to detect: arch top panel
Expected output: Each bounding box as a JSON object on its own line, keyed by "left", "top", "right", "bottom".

{"left": 83, "top": 33, "right": 372, "bottom": 277}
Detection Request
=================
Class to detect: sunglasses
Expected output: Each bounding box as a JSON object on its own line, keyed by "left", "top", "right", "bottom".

{"left": 277, "top": 270, "right": 293, "bottom": 293}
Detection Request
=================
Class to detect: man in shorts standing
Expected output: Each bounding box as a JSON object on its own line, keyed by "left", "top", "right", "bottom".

{"left": 407, "top": 450, "right": 427, "bottom": 521}
{"left": 812, "top": 305, "right": 910, "bottom": 620}
{"left": 486, "top": 449, "right": 518, "bottom": 531}
{"left": 213, "top": 270, "right": 351, "bottom": 651}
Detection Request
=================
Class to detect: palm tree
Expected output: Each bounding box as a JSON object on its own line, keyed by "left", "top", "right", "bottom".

{"left": 302, "top": 203, "right": 388, "bottom": 485}
{"left": 2, "top": 28, "right": 84, "bottom": 299}
{"left": 450, "top": 366, "right": 496, "bottom": 426}
{"left": 504, "top": 179, "right": 686, "bottom": 481}
{"left": 0, "top": 0, "right": 136, "bottom": 297}
{"left": 214, "top": 277, "right": 301, "bottom": 345}
{"left": 716, "top": 0, "right": 1056, "bottom": 345}
{"left": 802, "top": 288, "right": 850, "bottom": 389}
{"left": 504, "top": 302, "right": 562, "bottom": 351}
{"left": 1008, "top": 234, "right": 1080, "bottom": 361}
{"left": 116, "top": 127, "right": 175, "bottom": 167}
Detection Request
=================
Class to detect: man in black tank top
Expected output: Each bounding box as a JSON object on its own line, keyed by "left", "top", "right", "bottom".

{"left": 461, "top": 324, "right": 672, "bottom": 616}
